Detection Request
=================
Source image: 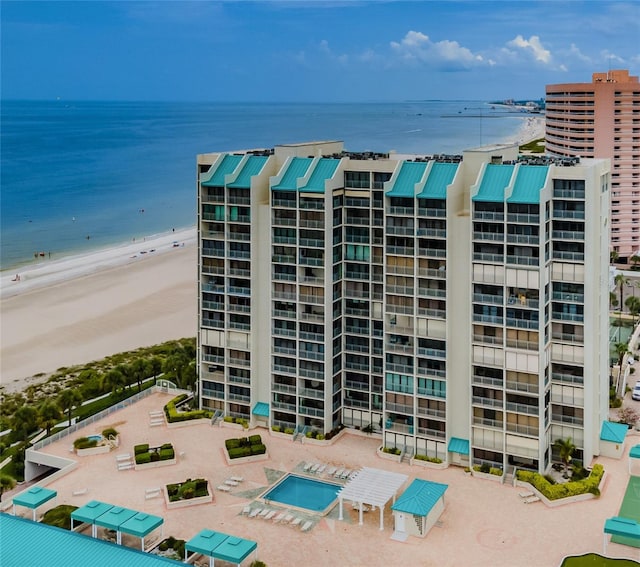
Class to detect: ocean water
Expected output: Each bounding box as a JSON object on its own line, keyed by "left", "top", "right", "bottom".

{"left": 0, "top": 100, "right": 527, "bottom": 270}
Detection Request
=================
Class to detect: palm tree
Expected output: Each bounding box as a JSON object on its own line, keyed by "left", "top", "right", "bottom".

{"left": 610, "top": 249, "right": 619, "bottom": 264}
{"left": 58, "top": 388, "right": 82, "bottom": 427}
{"left": 610, "top": 291, "right": 619, "bottom": 310}
{"left": 149, "top": 356, "right": 163, "bottom": 383}
{"left": 615, "top": 341, "right": 630, "bottom": 370}
{"left": 101, "top": 368, "right": 125, "bottom": 394}
{"left": 130, "top": 359, "right": 151, "bottom": 392}
{"left": 13, "top": 406, "right": 38, "bottom": 441}
{"left": 625, "top": 295, "right": 640, "bottom": 323}
{"left": 614, "top": 273, "right": 628, "bottom": 312}
{"left": 553, "top": 437, "right": 576, "bottom": 478}
{"left": 116, "top": 364, "right": 135, "bottom": 391}
{"left": 38, "top": 401, "right": 62, "bottom": 436}
{"left": 0, "top": 474, "right": 16, "bottom": 502}
{"left": 630, "top": 254, "right": 640, "bottom": 271}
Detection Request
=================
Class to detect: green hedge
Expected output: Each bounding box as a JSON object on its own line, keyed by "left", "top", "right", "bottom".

{"left": 414, "top": 454, "right": 443, "bottom": 464}
{"left": 134, "top": 444, "right": 149, "bottom": 455}
{"left": 250, "top": 444, "right": 266, "bottom": 455}
{"left": 73, "top": 437, "right": 98, "bottom": 450}
{"left": 164, "top": 394, "right": 212, "bottom": 423}
{"left": 159, "top": 448, "right": 175, "bottom": 460}
{"left": 136, "top": 452, "right": 151, "bottom": 464}
{"left": 226, "top": 436, "right": 266, "bottom": 459}
{"left": 517, "top": 464, "right": 604, "bottom": 500}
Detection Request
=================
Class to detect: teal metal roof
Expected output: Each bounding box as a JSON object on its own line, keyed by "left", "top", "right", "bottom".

{"left": 201, "top": 154, "right": 243, "bottom": 187}
{"left": 391, "top": 479, "right": 448, "bottom": 516}
{"left": 227, "top": 155, "right": 269, "bottom": 189}
{"left": 507, "top": 165, "right": 548, "bottom": 204}
{"left": 604, "top": 517, "right": 640, "bottom": 539}
{"left": 120, "top": 512, "right": 163, "bottom": 538}
{"left": 12, "top": 486, "right": 56, "bottom": 509}
{"left": 387, "top": 161, "right": 428, "bottom": 197}
{"left": 600, "top": 421, "right": 628, "bottom": 443}
{"left": 631, "top": 444, "right": 640, "bottom": 459}
{"left": 0, "top": 514, "right": 178, "bottom": 567}
{"left": 472, "top": 164, "right": 514, "bottom": 202}
{"left": 71, "top": 500, "right": 113, "bottom": 524}
{"left": 186, "top": 529, "right": 229, "bottom": 556}
{"left": 214, "top": 535, "right": 257, "bottom": 564}
{"left": 252, "top": 402, "right": 270, "bottom": 417}
{"left": 300, "top": 158, "right": 339, "bottom": 193}
{"left": 418, "top": 162, "right": 459, "bottom": 199}
{"left": 447, "top": 437, "right": 470, "bottom": 455}
{"left": 94, "top": 505, "right": 138, "bottom": 530}
{"left": 272, "top": 157, "right": 313, "bottom": 190}
{"left": 186, "top": 530, "right": 257, "bottom": 564}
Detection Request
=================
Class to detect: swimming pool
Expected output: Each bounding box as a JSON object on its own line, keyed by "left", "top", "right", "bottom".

{"left": 261, "top": 474, "right": 340, "bottom": 514}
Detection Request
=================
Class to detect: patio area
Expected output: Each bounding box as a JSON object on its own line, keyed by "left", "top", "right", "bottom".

{"left": 7, "top": 391, "right": 640, "bottom": 567}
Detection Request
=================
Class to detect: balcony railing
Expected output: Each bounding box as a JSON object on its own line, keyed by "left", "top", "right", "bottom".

{"left": 506, "top": 402, "right": 538, "bottom": 416}
{"left": 472, "top": 396, "right": 503, "bottom": 408}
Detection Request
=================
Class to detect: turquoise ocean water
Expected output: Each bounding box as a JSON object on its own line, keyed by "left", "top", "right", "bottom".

{"left": 1, "top": 100, "right": 528, "bottom": 270}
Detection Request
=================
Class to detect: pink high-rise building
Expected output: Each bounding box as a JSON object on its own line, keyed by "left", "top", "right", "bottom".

{"left": 546, "top": 70, "right": 640, "bottom": 263}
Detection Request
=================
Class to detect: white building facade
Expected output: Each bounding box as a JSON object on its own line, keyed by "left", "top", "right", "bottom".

{"left": 197, "top": 140, "right": 610, "bottom": 474}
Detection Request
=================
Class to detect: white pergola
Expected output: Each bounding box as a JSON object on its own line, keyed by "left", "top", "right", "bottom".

{"left": 337, "top": 467, "right": 408, "bottom": 531}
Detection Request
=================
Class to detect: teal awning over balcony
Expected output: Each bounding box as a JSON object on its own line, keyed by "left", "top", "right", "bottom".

{"left": 252, "top": 402, "right": 270, "bottom": 417}
{"left": 447, "top": 437, "right": 470, "bottom": 455}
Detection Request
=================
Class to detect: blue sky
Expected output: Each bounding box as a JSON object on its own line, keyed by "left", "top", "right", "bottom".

{"left": 2, "top": 1, "right": 639, "bottom": 102}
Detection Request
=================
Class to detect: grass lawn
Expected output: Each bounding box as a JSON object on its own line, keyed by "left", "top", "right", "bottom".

{"left": 561, "top": 553, "right": 640, "bottom": 566}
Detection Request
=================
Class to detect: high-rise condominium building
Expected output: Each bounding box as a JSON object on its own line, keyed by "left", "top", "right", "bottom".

{"left": 197, "top": 140, "right": 610, "bottom": 475}
{"left": 546, "top": 69, "right": 640, "bottom": 263}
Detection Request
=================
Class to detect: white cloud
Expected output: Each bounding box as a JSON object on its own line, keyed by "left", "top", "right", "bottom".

{"left": 317, "top": 39, "right": 348, "bottom": 64}
{"left": 390, "top": 30, "right": 486, "bottom": 69}
{"left": 506, "top": 35, "right": 551, "bottom": 64}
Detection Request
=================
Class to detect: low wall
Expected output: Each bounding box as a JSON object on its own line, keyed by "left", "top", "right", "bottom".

{"left": 134, "top": 458, "right": 177, "bottom": 471}
{"left": 514, "top": 470, "right": 608, "bottom": 508}
{"left": 166, "top": 418, "right": 210, "bottom": 429}
{"left": 376, "top": 446, "right": 401, "bottom": 463}
{"left": 223, "top": 450, "right": 269, "bottom": 467}
{"left": 410, "top": 457, "right": 448, "bottom": 470}
{"left": 76, "top": 445, "right": 112, "bottom": 457}
{"left": 163, "top": 485, "right": 213, "bottom": 510}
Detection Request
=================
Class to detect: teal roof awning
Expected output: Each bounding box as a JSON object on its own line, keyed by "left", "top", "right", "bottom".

{"left": 448, "top": 437, "right": 470, "bottom": 455}
{"left": 252, "top": 402, "right": 270, "bottom": 417}
{"left": 630, "top": 445, "right": 640, "bottom": 459}
{"left": 214, "top": 536, "right": 257, "bottom": 564}
{"left": 272, "top": 157, "right": 313, "bottom": 190}
{"left": 387, "top": 161, "right": 427, "bottom": 197}
{"left": 391, "top": 479, "right": 448, "bottom": 516}
{"left": 417, "top": 162, "right": 459, "bottom": 199}
{"left": 71, "top": 500, "right": 114, "bottom": 524}
{"left": 12, "top": 486, "right": 56, "bottom": 510}
{"left": 300, "top": 158, "right": 339, "bottom": 193}
{"left": 507, "top": 165, "right": 547, "bottom": 204}
{"left": 201, "top": 154, "right": 243, "bottom": 187}
{"left": 600, "top": 421, "right": 628, "bottom": 443}
{"left": 604, "top": 517, "right": 640, "bottom": 539}
{"left": 472, "top": 164, "right": 514, "bottom": 202}
{"left": 1, "top": 514, "right": 179, "bottom": 566}
{"left": 120, "top": 512, "right": 163, "bottom": 538}
{"left": 227, "top": 155, "right": 269, "bottom": 189}
{"left": 94, "top": 506, "right": 137, "bottom": 530}
{"left": 186, "top": 529, "right": 229, "bottom": 556}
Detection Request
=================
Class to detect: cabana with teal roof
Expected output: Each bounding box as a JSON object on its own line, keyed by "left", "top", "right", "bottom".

{"left": 185, "top": 529, "right": 258, "bottom": 567}
{"left": 391, "top": 479, "right": 448, "bottom": 540}
{"left": 630, "top": 444, "right": 640, "bottom": 475}
{"left": 120, "top": 511, "right": 164, "bottom": 551}
{"left": 600, "top": 420, "right": 628, "bottom": 459}
{"left": 94, "top": 505, "right": 138, "bottom": 544}
{"left": 12, "top": 485, "right": 57, "bottom": 521}
{"left": 71, "top": 500, "right": 113, "bottom": 537}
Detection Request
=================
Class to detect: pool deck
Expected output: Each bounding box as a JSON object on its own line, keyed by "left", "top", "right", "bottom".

{"left": 9, "top": 391, "right": 640, "bottom": 567}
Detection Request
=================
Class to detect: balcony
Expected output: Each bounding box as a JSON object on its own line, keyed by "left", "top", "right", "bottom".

{"left": 552, "top": 230, "right": 585, "bottom": 241}
{"left": 416, "top": 347, "right": 446, "bottom": 359}
{"left": 506, "top": 255, "right": 539, "bottom": 267}
{"left": 272, "top": 309, "right": 296, "bottom": 319}
{"left": 416, "top": 427, "right": 446, "bottom": 439}
{"left": 472, "top": 417, "right": 503, "bottom": 429}
{"left": 202, "top": 353, "right": 224, "bottom": 364}
{"left": 552, "top": 291, "right": 584, "bottom": 303}
{"left": 505, "top": 317, "right": 539, "bottom": 330}
{"left": 507, "top": 213, "right": 539, "bottom": 224}
{"left": 418, "top": 287, "right": 446, "bottom": 299}
{"left": 386, "top": 402, "right": 413, "bottom": 415}
{"left": 505, "top": 423, "right": 538, "bottom": 436}
{"left": 272, "top": 382, "right": 296, "bottom": 394}
{"left": 473, "top": 253, "right": 504, "bottom": 263}
{"left": 474, "top": 211, "right": 504, "bottom": 221}
{"left": 505, "top": 402, "right": 538, "bottom": 416}
{"left": 551, "top": 311, "right": 584, "bottom": 323}
{"left": 345, "top": 380, "right": 370, "bottom": 391}
{"left": 473, "top": 293, "right": 503, "bottom": 305}
{"left": 505, "top": 338, "right": 537, "bottom": 350}
{"left": 472, "top": 374, "right": 503, "bottom": 388}
{"left": 299, "top": 387, "right": 324, "bottom": 400}
{"left": 552, "top": 250, "right": 585, "bottom": 262}
{"left": 272, "top": 400, "right": 297, "bottom": 412}
{"left": 551, "top": 372, "right": 583, "bottom": 385}
{"left": 417, "top": 207, "right": 446, "bottom": 218}
{"left": 473, "top": 231, "right": 504, "bottom": 242}
{"left": 473, "top": 313, "right": 503, "bottom": 325}
{"left": 472, "top": 396, "right": 503, "bottom": 409}
{"left": 299, "top": 405, "right": 324, "bottom": 417}
{"left": 506, "top": 234, "right": 540, "bottom": 245}
{"left": 416, "top": 406, "right": 446, "bottom": 419}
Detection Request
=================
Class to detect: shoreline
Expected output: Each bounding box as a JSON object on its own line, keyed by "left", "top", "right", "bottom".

{"left": 0, "top": 226, "right": 196, "bottom": 300}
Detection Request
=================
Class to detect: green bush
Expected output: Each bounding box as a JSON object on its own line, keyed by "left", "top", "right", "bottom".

{"left": 517, "top": 464, "right": 604, "bottom": 500}
{"left": 228, "top": 446, "right": 251, "bottom": 459}
{"left": 223, "top": 416, "right": 234, "bottom": 423}
{"left": 284, "top": 428, "right": 294, "bottom": 435}
{"left": 134, "top": 444, "right": 149, "bottom": 455}
{"left": 136, "top": 452, "right": 151, "bottom": 465}
{"left": 160, "top": 443, "right": 172, "bottom": 450}
{"left": 73, "top": 437, "right": 98, "bottom": 450}
{"left": 414, "top": 454, "right": 443, "bottom": 464}
{"left": 164, "top": 394, "right": 212, "bottom": 423}
{"left": 479, "top": 463, "right": 491, "bottom": 474}
{"left": 159, "top": 448, "right": 174, "bottom": 461}
{"left": 102, "top": 427, "right": 118, "bottom": 438}
{"left": 489, "top": 467, "right": 503, "bottom": 476}
{"left": 250, "top": 444, "right": 266, "bottom": 455}
{"left": 41, "top": 505, "right": 78, "bottom": 530}
{"left": 248, "top": 434, "right": 262, "bottom": 445}
{"left": 225, "top": 438, "right": 241, "bottom": 450}
{"left": 271, "top": 425, "right": 281, "bottom": 433}
{"left": 382, "top": 446, "right": 401, "bottom": 455}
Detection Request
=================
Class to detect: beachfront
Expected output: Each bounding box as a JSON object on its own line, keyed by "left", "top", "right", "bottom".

{"left": 6, "top": 390, "right": 639, "bottom": 567}
{"left": 0, "top": 228, "right": 197, "bottom": 392}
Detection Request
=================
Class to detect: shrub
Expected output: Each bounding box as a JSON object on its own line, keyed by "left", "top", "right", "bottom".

{"left": 223, "top": 416, "right": 234, "bottom": 423}
{"left": 248, "top": 434, "right": 262, "bottom": 445}
{"left": 284, "top": 428, "right": 294, "bottom": 435}
{"left": 136, "top": 452, "right": 151, "bottom": 465}
{"left": 228, "top": 446, "right": 251, "bottom": 459}
{"left": 271, "top": 425, "right": 281, "bottom": 433}
{"left": 73, "top": 437, "right": 98, "bottom": 450}
{"left": 41, "top": 505, "right": 78, "bottom": 530}
{"left": 250, "top": 444, "right": 266, "bottom": 455}
{"left": 543, "top": 474, "right": 557, "bottom": 484}
{"left": 102, "top": 427, "right": 118, "bottom": 438}
{"left": 414, "top": 454, "right": 443, "bottom": 464}
{"left": 225, "top": 438, "right": 241, "bottom": 450}
{"left": 382, "top": 446, "right": 401, "bottom": 455}
{"left": 489, "top": 467, "right": 503, "bottom": 476}
{"left": 516, "top": 464, "right": 604, "bottom": 500}
{"left": 134, "top": 444, "right": 149, "bottom": 455}
{"left": 479, "top": 463, "right": 491, "bottom": 474}
{"left": 159, "top": 448, "right": 175, "bottom": 461}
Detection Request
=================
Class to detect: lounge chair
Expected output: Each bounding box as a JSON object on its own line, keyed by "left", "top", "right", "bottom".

{"left": 217, "top": 485, "right": 231, "bottom": 492}
{"left": 326, "top": 466, "right": 337, "bottom": 477}
{"left": 310, "top": 464, "right": 320, "bottom": 473}
{"left": 523, "top": 496, "right": 540, "bottom": 504}
{"left": 303, "top": 463, "right": 313, "bottom": 472}
{"left": 301, "top": 521, "right": 313, "bottom": 532}
{"left": 248, "top": 508, "right": 262, "bottom": 518}
{"left": 273, "top": 512, "right": 286, "bottom": 523}
{"left": 230, "top": 476, "right": 244, "bottom": 482}
{"left": 334, "top": 468, "right": 344, "bottom": 478}
{"left": 282, "top": 514, "right": 294, "bottom": 524}
{"left": 519, "top": 491, "right": 535, "bottom": 498}
{"left": 316, "top": 465, "right": 326, "bottom": 474}
{"left": 241, "top": 506, "right": 251, "bottom": 515}
{"left": 341, "top": 469, "right": 351, "bottom": 479}
{"left": 225, "top": 479, "right": 239, "bottom": 487}
{"left": 263, "top": 510, "right": 277, "bottom": 520}
{"left": 258, "top": 509, "right": 270, "bottom": 518}
{"left": 290, "top": 517, "right": 302, "bottom": 527}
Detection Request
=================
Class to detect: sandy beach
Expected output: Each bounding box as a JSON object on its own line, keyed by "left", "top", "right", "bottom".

{"left": 0, "top": 228, "right": 198, "bottom": 392}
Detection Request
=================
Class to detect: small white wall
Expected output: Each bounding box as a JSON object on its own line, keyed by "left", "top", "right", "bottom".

{"left": 392, "top": 497, "right": 445, "bottom": 539}
{"left": 599, "top": 439, "right": 625, "bottom": 459}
